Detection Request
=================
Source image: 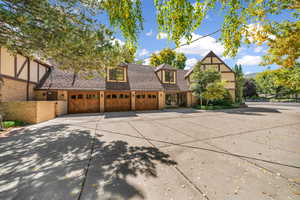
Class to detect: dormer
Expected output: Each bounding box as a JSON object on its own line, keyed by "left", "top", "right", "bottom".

{"left": 155, "top": 64, "right": 177, "bottom": 84}
{"left": 106, "top": 63, "right": 128, "bottom": 82}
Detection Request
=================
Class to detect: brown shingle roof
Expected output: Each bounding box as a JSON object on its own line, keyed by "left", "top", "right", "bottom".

{"left": 38, "top": 68, "right": 106, "bottom": 90}
{"left": 38, "top": 64, "right": 165, "bottom": 91}
{"left": 38, "top": 63, "right": 191, "bottom": 92}
{"left": 127, "top": 64, "right": 163, "bottom": 91}
{"left": 154, "top": 63, "right": 177, "bottom": 72}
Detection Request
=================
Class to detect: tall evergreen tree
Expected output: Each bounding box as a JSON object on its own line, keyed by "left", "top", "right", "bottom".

{"left": 233, "top": 64, "right": 245, "bottom": 103}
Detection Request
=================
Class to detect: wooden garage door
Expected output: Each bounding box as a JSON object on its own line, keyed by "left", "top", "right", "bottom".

{"left": 105, "top": 92, "right": 131, "bottom": 112}
{"left": 135, "top": 92, "right": 158, "bottom": 111}
{"left": 68, "top": 91, "right": 100, "bottom": 114}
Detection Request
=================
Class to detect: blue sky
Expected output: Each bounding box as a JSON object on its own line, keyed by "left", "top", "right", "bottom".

{"left": 109, "top": 1, "right": 291, "bottom": 74}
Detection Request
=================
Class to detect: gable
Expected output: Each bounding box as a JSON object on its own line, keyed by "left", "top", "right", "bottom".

{"left": 200, "top": 51, "right": 233, "bottom": 72}
{"left": 185, "top": 51, "right": 234, "bottom": 78}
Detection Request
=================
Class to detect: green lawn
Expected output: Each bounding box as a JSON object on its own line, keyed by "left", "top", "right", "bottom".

{"left": 3, "top": 120, "right": 27, "bottom": 128}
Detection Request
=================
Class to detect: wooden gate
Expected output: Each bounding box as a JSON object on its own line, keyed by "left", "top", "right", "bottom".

{"left": 105, "top": 92, "right": 131, "bottom": 112}
{"left": 135, "top": 92, "right": 158, "bottom": 111}
{"left": 68, "top": 91, "right": 100, "bottom": 113}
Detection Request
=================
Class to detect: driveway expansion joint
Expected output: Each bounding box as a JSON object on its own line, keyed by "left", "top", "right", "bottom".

{"left": 77, "top": 117, "right": 102, "bottom": 200}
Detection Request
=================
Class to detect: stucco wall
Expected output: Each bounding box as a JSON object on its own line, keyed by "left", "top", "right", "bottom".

{"left": 158, "top": 91, "right": 165, "bottom": 109}
{"left": 100, "top": 91, "right": 105, "bottom": 112}
{"left": 0, "top": 77, "right": 36, "bottom": 102}
{"left": 229, "top": 90, "right": 236, "bottom": 102}
{"left": 54, "top": 101, "right": 68, "bottom": 116}
{"left": 131, "top": 91, "right": 136, "bottom": 111}
{"left": 0, "top": 101, "right": 57, "bottom": 123}
{"left": 186, "top": 92, "right": 193, "bottom": 107}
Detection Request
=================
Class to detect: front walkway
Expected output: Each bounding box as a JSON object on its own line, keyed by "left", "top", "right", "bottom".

{"left": 1, "top": 105, "right": 300, "bottom": 200}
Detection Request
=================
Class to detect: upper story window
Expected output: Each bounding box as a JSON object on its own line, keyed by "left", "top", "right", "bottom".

{"left": 163, "top": 70, "right": 176, "bottom": 84}
{"left": 107, "top": 67, "right": 126, "bottom": 82}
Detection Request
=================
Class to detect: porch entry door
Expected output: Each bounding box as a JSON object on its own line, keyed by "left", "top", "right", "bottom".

{"left": 135, "top": 92, "right": 158, "bottom": 110}
{"left": 105, "top": 92, "right": 131, "bottom": 112}
{"left": 165, "top": 92, "right": 187, "bottom": 107}
{"left": 68, "top": 91, "right": 100, "bottom": 113}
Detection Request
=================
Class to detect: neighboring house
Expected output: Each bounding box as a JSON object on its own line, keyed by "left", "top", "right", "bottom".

{"left": 0, "top": 47, "right": 235, "bottom": 114}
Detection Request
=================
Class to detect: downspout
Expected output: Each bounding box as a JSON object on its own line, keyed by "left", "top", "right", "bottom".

{"left": 26, "top": 58, "right": 30, "bottom": 101}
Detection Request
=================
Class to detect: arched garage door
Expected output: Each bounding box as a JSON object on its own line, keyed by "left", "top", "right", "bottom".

{"left": 105, "top": 92, "right": 131, "bottom": 112}
{"left": 68, "top": 91, "right": 100, "bottom": 113}
{"left": 135, "top": 92, "right": 158, "bottom": 111}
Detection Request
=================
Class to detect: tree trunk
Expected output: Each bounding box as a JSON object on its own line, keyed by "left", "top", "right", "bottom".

{"left": 200, "top": 97, "right": 202, "bottom": 107}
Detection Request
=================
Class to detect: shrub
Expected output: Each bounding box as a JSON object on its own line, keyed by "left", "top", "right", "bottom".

{"left": 3, "top": 120, "right": 26, "bottom": 128}
{"left": 211, "top": 89, "right": 233, "bottom": 106}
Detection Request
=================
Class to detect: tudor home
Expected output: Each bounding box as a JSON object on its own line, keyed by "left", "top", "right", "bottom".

{"left": 0, "top": 47, "right": 235, "bottom": 121}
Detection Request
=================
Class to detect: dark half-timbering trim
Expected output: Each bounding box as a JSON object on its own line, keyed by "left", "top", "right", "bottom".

{"left": 14, "top": 56, "right": 17, "bottom": 77}
{"left": 1, "top": 74, "right": 37, "bottom": 85}
{"left": 37, "top": 63, "right": 40, "bottom": 82}
{"left": 16, "top": 58, "right": 28, "bottom": 78}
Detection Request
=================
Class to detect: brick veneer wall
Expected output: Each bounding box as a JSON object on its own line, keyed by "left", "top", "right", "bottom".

{"left": 0, "top": 77, "right": 36, "bottom": 102}
{"left": 0, "top": 101, "right": 66, "bottom": 123}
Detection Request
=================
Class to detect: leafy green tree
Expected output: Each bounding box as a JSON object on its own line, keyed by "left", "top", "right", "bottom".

{"left": 201, "top": 81, "right": 227, "bottom": 106}
{"left": 190, "top": 61, "right": 221, "bottom": 106}
{"left": 174, "top": 53, "right": 187, "bottom": 69}
{"left": 0, "top": 0, "right": 137, "bottom": 74}
{"left": 155, "top": 0, "right": 299, "bottom": 68}
{"left": 256, "top": 70, "right": 288, "bottom": 98}
{"left": 150, "top": 48, "right": 187, "bottom": 69}
{"left": 233, "top": 64, "right": 245, "bottom": 103}
{"left": 272, "top": 63, "right": 300, "bottom": 99}
{"left": 1, "top": 0, "right": 298, "bottom": 72}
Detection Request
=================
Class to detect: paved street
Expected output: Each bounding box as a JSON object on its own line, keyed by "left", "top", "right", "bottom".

{"left": 1, "top": 103, "right": 300, "bottom": 200}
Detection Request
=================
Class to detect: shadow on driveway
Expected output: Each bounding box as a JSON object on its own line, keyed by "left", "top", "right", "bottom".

{"left": 0, "top": 124, "right": 176, "bottom": 200}
{"left": 213, "top": 106, "right": 284, "bottom": 116}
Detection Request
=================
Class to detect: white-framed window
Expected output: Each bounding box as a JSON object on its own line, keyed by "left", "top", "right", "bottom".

{"left": 163, "top": 70, "right": 176, "bottom": 84}
{"left": 107, "top": 67, "right": 126, "bottom": 82}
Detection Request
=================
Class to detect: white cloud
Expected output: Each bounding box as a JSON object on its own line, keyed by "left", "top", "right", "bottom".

{"left": 112, "top": 38, "right": 125, "bottom": 46}
{"left": 237, "top": 55, "right": 262, "bottom": 66}
{"left": 175, "top": 33, "right": 224, "bottom": 56}
{"left": 146, "top": 30, "right": 153, "bottom": 36}
{"left": 144, "top": 58, "right": 151, "bottom": 65}
{"left": 254, "top": 46, "right": 264, "bottom": 53}
{"left": 138, "top": 49, "right": 149, "bottom": 57}
{"left": 245, "top": 71, "right": 252, "bottom": 75}
{"left": 185, "top": 58, "right": 198, "bottom": 69}
{"left": 156, "top": 32, "right": 168, "bottom": 40}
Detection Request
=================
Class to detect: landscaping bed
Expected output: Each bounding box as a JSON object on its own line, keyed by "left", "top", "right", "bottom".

{"left": 0, "top": 120, "right": 27, "bottom": 137}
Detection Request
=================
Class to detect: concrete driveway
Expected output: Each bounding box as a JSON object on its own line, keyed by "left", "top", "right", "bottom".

{"left": 1, "top": 103, "right": 300, "bottom": 200}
